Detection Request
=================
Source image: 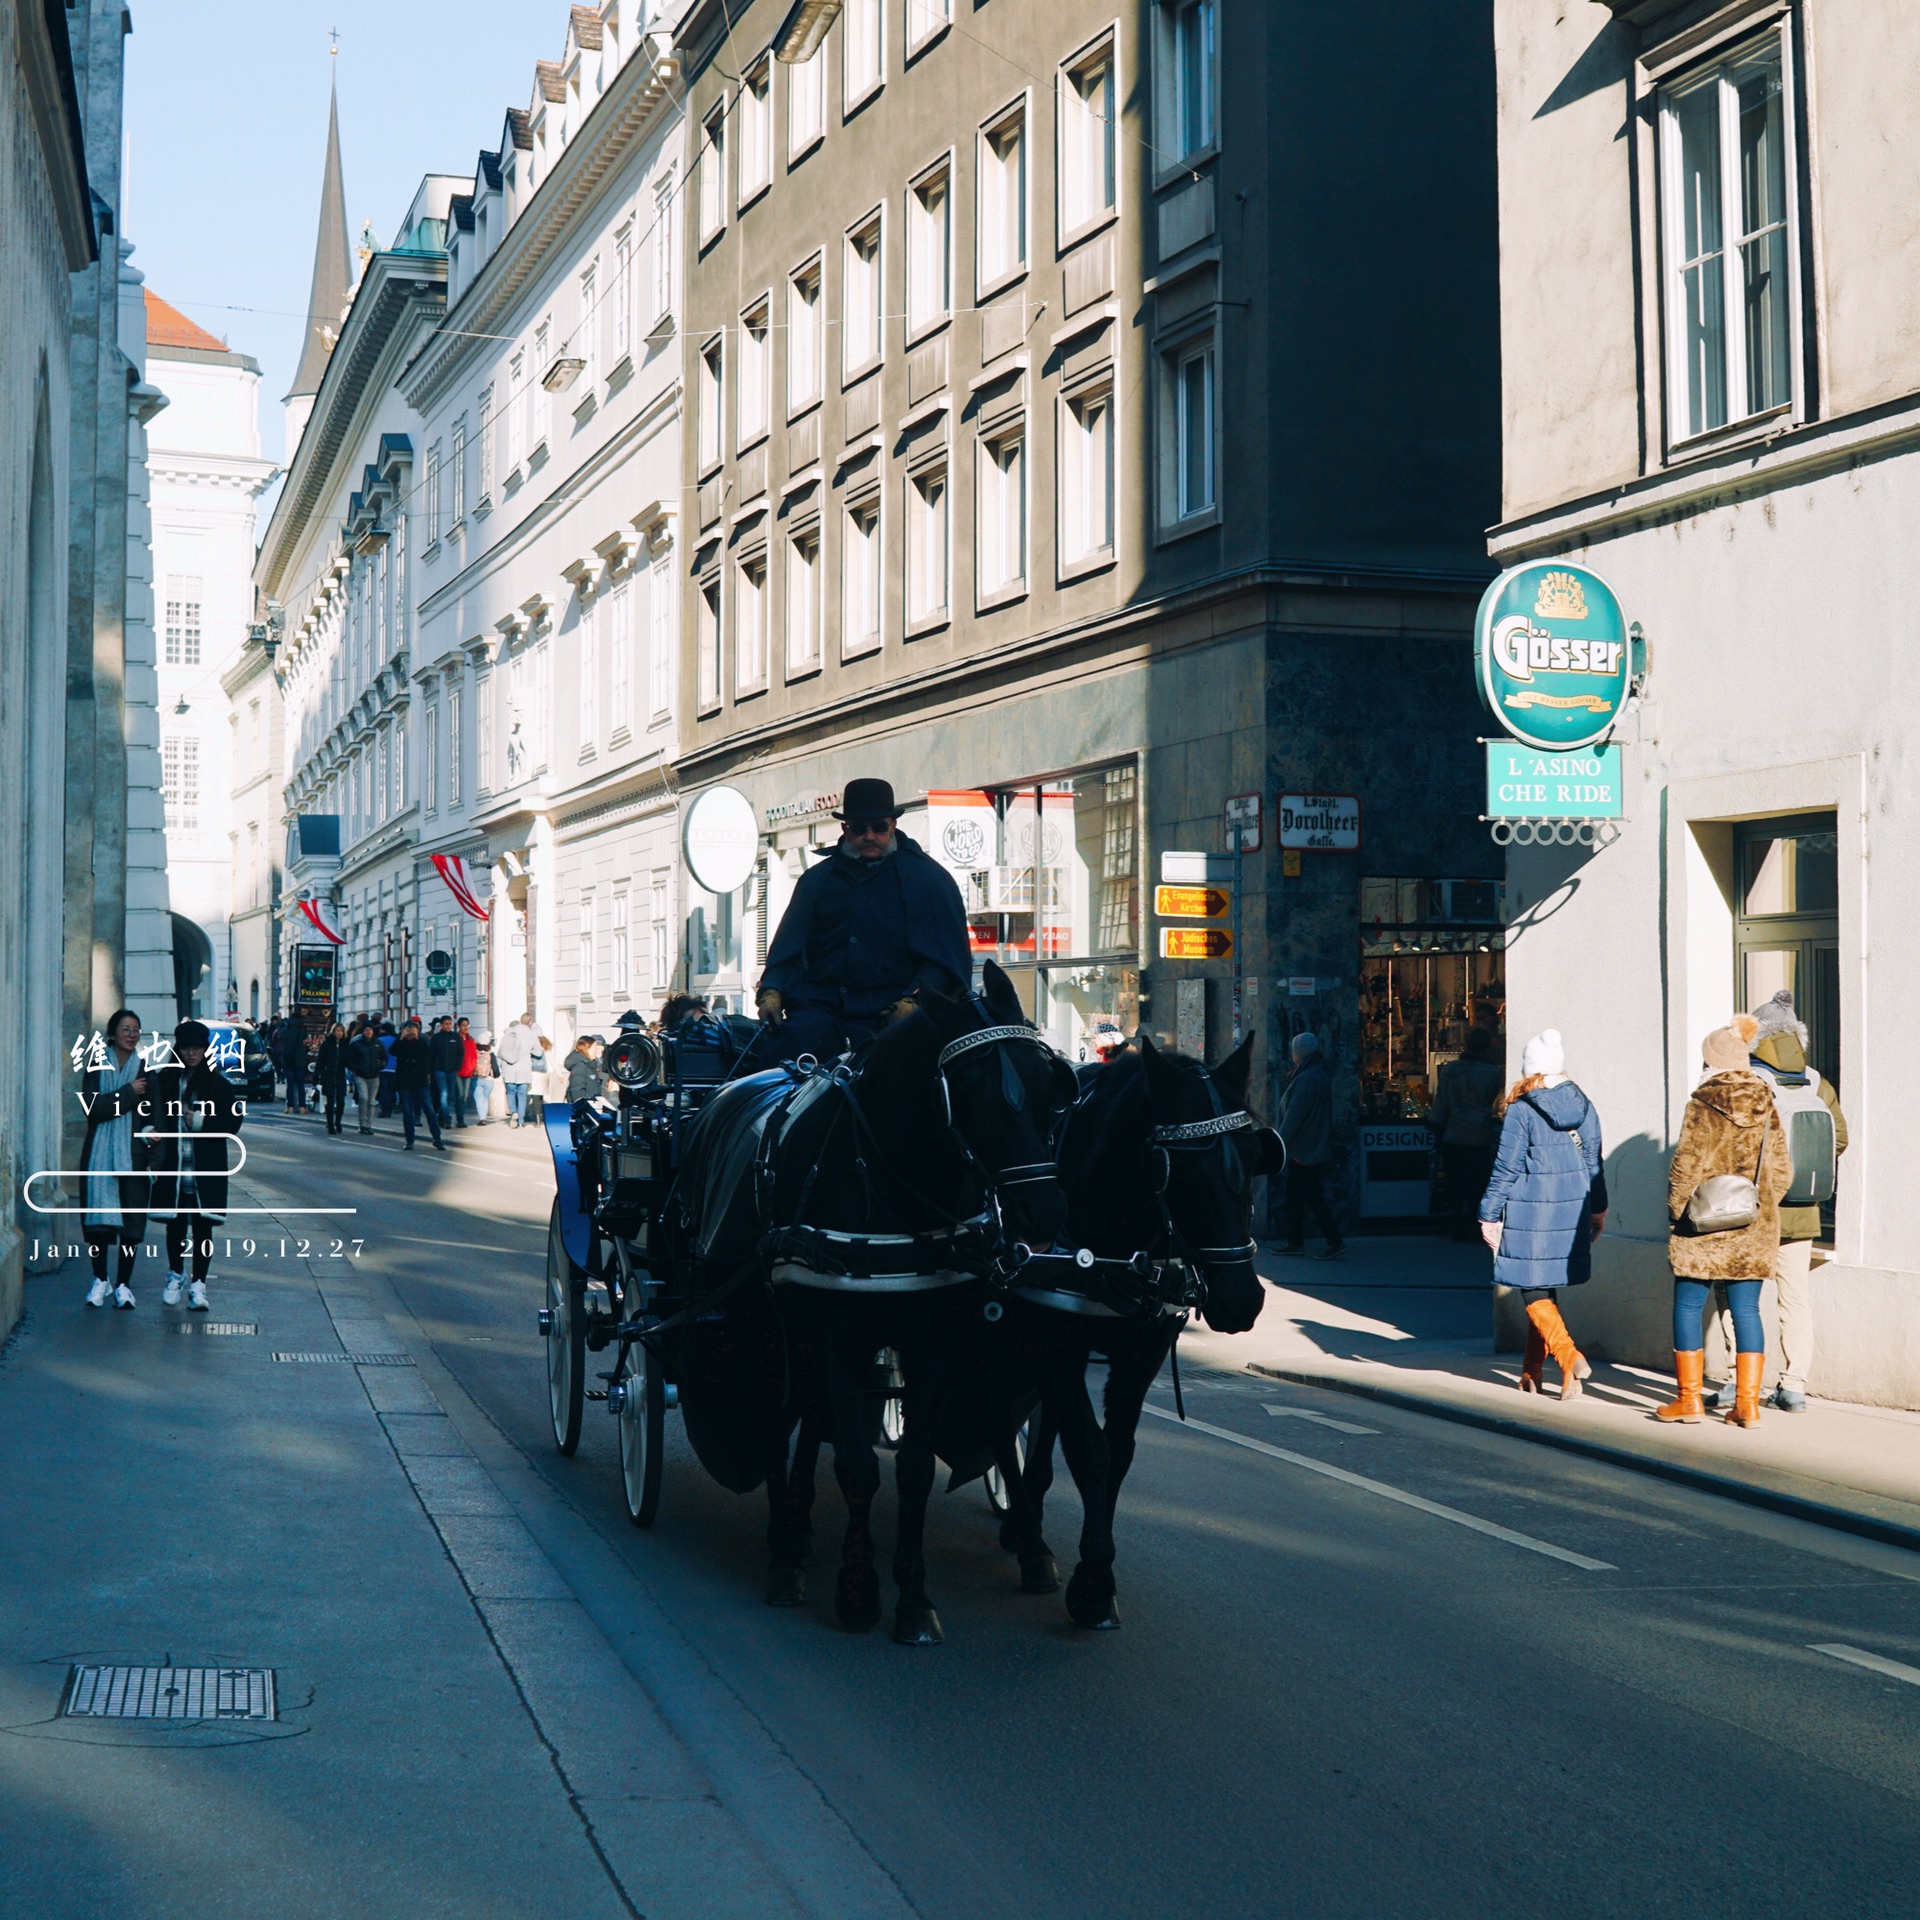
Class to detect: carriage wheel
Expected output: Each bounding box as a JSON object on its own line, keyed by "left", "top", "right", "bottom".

{"left": 545, "top": 1201, "right": 586, "bottom": 1456}
{"left": 617, "top": 1337, "right": 665, "bottom": 1528}
{"left": 985, "top": 1418, "right": 1030, "bottom": 1517}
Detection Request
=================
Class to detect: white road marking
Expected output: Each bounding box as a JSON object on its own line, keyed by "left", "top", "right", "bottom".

{"left": 1143, "top": 1405, "right": 1616, "bottom": 1570}
{"left": 1263, "top": 1404, "right": 1379, "bottom": 1435}
{"left": 1810, "top": 1644, "right": 1920, "bottom": 1686}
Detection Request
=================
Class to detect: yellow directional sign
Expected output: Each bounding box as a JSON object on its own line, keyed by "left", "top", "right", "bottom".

{"left": 1154, "top": 884, "right": 1231, "bottom": 919}
{"left": 1160, "top": 927, "right": 1234, "bottom": 960}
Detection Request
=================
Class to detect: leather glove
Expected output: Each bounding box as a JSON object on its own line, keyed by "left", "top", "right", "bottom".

{"left": 888, "top": 995, "right": 919, "bottom": 1022}
{"left": 756, "top": 990, "right": 785, "bottom": 1024}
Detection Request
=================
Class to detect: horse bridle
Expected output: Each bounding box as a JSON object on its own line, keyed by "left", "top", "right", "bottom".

{"left": 935, "top": 1020, "right": 1072, "bottom": 1194}
{"left": 1147, "top": 1109, "right": 1261, "bottom": 1271}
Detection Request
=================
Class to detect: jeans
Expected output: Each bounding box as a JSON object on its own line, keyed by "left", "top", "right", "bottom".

{"left": 1676, "top": 1275, "right": 1762, "bottom": 1353}
{"left": 468, "top": 1076, "right": 490, "bottom": 1122}
{"left": 433, "top": 1068, "right": 462, "bottom": 1126}
{"left": 504, "top": 1081, "right": 528, "bottom": 1122}
{"left": 378, "top": 1074, "right": 397, "bottom": 1116}
{"left": 761, "top": 1004, "right": 888, "bottom": 1066}
{"left": 285, "top": 1066, "right": 306, "bottom": 1111}
{"left": 353, "top": 1073, "right": 380, "bottom": 1131}
{"left": 1282, "top": 1161, "right": 1343, "bottom": 1250}
{"left": 399, "top": 1085, "right": 443, "bottom": 1148}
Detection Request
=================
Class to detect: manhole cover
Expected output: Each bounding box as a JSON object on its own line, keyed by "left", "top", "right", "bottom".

{"left": 272, "top": 1352, "right": 415, "bottom": 1366}
{"left": 170, "top": 1323, "right": 256, "bottom": 1336}
{"left": 65, "top": 1666, "right": 276, "bottom": 1721}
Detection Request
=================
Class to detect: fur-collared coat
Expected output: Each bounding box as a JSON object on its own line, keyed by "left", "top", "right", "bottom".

{"left": 1667, "top": 1069, "right": 1792, "bottom": 1279}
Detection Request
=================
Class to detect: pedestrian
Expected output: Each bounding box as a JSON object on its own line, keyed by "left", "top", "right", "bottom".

{"left": 454, "top": 1016, "right": 478, "bottom": 1128}
{"left": 526, "top": 1025, "right": 554, "bottom": 1128}
{"left": 80, "top": 1008, "right": 151, "bottom": 1308}
{"left": 345, "top": 1022, "right": 385, "bottom": 1134}
{"left": 1721, "top": 991, "right": 1847, "bottom": 1412}
{"left": 377, "top": 1021, "right": 398, "bottom": 1117}
{"left": 1476, "top": 1029, "right": 1607, "bottom": 1399}
{"left": 564, "top": 1034, "right": 605, "bottom": 1105}
{"left": 470, "top": 1026, "right": 496, "bottom": 1124}
{"left": 393, "top": 1018, "right": 445, "bottom": 1151}
{"left": 659, "top": 992, "right": 708, "bottom": 1030}
{"left": 283, "top": 1019, "right": 309, "bottom": 1113}
{"left": 1276, "top": 1032, "right": 1343, "bottom": 1260}
{"left": 428, "top": 1014, "right": 463, "bottom": 1128}
{"left": 141, "top": 1018, "right": 245, "bottom": 1311}
{"left": 1428, "top": 1026, "right": 1504, "bottom": 1241}
{"left": 1656, "top": 1015, "right": 1793, "bottom": 1428}
{"left": 495, "top": 1010, "right": 537, "bottom": 1127}
{"left": 316, "top": 1021, "right": 349, "bottom": 1135}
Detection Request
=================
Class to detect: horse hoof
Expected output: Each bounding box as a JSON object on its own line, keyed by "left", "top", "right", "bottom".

{"left": 997, "top": 1518, "right": 1023, "bottom": 1556}
{"left": 765, "top": 1566, "right": 807, "bottom": 1608}
{"left": 1019, "top": 1554, "right": 1061, "bottom": 1594}
{"left": 835, "top": 1573, "right": 881, "bottom": 1632}
{"left": 893, "top": 1606, "right": 945, "bottom": 1646}
{"left": 1066, "top": 1567, "right": 1121, "bottom": 1630}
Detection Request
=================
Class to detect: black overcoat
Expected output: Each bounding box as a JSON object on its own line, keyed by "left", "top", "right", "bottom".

{"left": 139, "top": 1063, "right": 245, "bottom": 1221}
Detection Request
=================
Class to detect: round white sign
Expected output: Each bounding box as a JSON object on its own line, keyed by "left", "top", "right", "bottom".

{"left": 682, "top": 785, "right": 760, "bottom": 895}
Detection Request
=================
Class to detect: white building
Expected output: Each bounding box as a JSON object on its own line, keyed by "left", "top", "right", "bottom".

{"left": 145, "top": 290, "right": 277, "bottom": 1017}
{"left": 399, "top": 1, "right": 687, "bottom": 1041}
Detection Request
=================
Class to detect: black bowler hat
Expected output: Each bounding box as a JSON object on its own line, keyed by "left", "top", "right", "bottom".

{"left": 835, "top": 778, "right": 900, "bottom": 821}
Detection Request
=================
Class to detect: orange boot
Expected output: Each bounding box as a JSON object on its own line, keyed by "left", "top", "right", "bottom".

{"left": 1725, "top": 1351, "right": 1765, "bottom": 1428}
{"left": 1655, "top": 1350, "right": 1705, "bottom": 1423}
{"left": 1524, "top": 1297, "right": 1592, "bottom": 1402}
{"left": 1518, "top": 1317, "right": 1549, "bottom": 1394}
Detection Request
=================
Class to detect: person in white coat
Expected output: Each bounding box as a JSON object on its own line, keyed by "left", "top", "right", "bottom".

{"left": 493, "top": 1012, "right": 549, "bottom": 1128}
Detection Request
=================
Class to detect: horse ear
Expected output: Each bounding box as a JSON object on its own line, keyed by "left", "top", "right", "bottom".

{"left": 980, "top": 959, "right": 1024, "bottom": 1024}
{"left": 1140, "top": 1030, "right": 1180, "bottom": 1099}
{"left": 1215, "top": 1033, "right": 1255, "bottom": 1107}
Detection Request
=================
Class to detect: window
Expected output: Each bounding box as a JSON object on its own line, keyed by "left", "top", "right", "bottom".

{"left": 788, "top": 260, "right": 822, "bottom": 414}
{"left": 1060, "top": 383, "right": 1114, "bottom": 565}
{"left": 977, "top": 431, "right": 1026, "bottom": 598}
{"left": 978, "top": 105, "right": 1027, "bottom": 290}
{"left": 697, "top": 576, "right": 721, "bottom": 709}
{"left": 844, "top": 214, "right": 883, "bottom": 374}
{"left": 1661, "top": 34, "right": 1795, "bottom": 443}
{"left": 649, "top": 873, "right": 669, "bottom": 990}
{"left": 699, "top": 106, "right": 726, "bottom": 240}
{"left": 478, "top": 671, "right": 495, "bottom": 789}
{"left": 393, "top": 715, "right": 406, "bottom": 811}
{"left": 734, "top": 554, "right": 767, "bottom": 691}
{"left": 609, "top": 575, "right": 632, "bottom": 735}
{"left": 448, "top": 683, "right": 462, "bottom": 804}
{"left": 161, "top": 732, "right": 199, "bottom": 830}
{"left": 163, "top": 575, "right": 203, "bottom": 666}
{"left": 698, "top": 336, "right": 724, "bottom": 471}
{"left": 579, "top": 591, "right": 599, "bottom": 748}
{"left": 1159, "top": 0, "right": 1216, "bottom": 164}
{"left": 450, "top": 416, "right": 467, "bottom": 525}
{"left": 532, "top": 322, "right": 550, "bottom": 451}
{"left": 739, "top": 299, "right": 770, "bottom": 446}
{"left": 611, "top": 893, "right": 631, "bottom": 996}
{"left": 1060, "top": 41, "right": 1116, "bottom": 235}
{"left": 789, "top": 41, "right": 825, "bottom": 156}
{"left": 478, "top": 386, "right": 495, "bottom": 503}
{"left": 786, "top": 529, "right": 820, "bottom": 674}
{"left": 907, "top": 161, "right": 951, "bottom": 333}
{"left": 740, "top": 61, "right": 772, "bottom": 201}
{"left": 649, "top": 546, "right": 675, "bottom": 719}
{"left": 908, "top": 0, "right": 950, "bottom": 51}
{"left": 613, "top": 225, "right": 632, "bottom": 362}
{"left": 844, "top": 0, "right": 882, "bottom": 104}
{"left": 424, "top": 704, "right": 439, "bottom": 812}
{"left": 844, "top": 499, "right": 881, "bottom": 656}
{"left": 579, "top": 895, "right": 597, "bottom": 1001}
{"left": 1161, "top": 336, "right": 1216, "bottom": 524}
{"left": 392, "top": 507, "right": 408, "bottom": 643}
{"left": 907, "top": 466, "right": 949, "bottom": 627}
{"left": 652, "top": 177, "right": 675, "bottom": 323}
{"left": 578, "top": 262, "right": 597, "bottom": 393}
{"left": 426, "top": 443, "right": 443, "bottom": 543}
{"left": 248, "top": 698, "right": 262, "bottom": 776}
{"left": 507, "top": 352, "right": 526, "bottom": 471}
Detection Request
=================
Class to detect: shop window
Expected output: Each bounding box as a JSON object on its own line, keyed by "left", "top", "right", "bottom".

{"left": 1734, "top": 812, "right": 1839, "bottom": 1095}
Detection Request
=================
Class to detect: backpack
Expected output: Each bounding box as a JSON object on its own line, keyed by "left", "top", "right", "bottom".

{"left": 1759, "top": 1063, "right": 1837, "bottom": 1208}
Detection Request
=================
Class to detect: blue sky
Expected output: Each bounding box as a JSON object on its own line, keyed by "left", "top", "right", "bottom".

{"left": 125, "top": 1, "right": 563, "bottom": 466}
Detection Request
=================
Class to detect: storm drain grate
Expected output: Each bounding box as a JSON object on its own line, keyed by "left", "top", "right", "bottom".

{"left": 169, "top": 1323, "right": 256, "bottom": 1336}
{"left": 65, "top": 1665, "right": 276, "bottom": 1721}
{"left": 272, "top": 1351, "right": 416, "bottom": 1366}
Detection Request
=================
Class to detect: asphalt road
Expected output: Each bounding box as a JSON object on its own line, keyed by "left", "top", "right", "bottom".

{"left": 213, "top": 1113, "right": 1920, "bottom": 1916}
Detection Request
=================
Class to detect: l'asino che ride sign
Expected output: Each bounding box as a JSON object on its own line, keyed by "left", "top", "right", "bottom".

{"left": 1474, "top": 560, "right": 1630, "bottom": 753}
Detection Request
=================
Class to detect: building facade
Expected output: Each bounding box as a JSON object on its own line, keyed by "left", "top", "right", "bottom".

{"left": 400, "top": 1, "right": 688, "bottom": 1046}
{"left": 671, "top": 0, "right": 1501, "bottom": 1184}
{"left": 1492, "top": 0, "right": 1920, "bottom": 1403}
{"left": 145, "top": 291, "right": 277, "bottom": 1019}
{"left": 220, "top": 622, "right": 286, "bottom": 1023}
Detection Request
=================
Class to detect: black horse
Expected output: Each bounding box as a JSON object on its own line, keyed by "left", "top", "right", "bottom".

{"left": 980, "top": 1033, "right": 1279, "bottom": 1627}
{"left": 674, "top": 960, "right": 1073, "bottom": 1644}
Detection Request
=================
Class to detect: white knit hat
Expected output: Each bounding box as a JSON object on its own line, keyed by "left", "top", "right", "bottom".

{"left": 1520, "top": 1029, "right": 1565, "bottom": 1078}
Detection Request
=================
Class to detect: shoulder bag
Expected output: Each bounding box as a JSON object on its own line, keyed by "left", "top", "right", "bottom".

{"left": 1684, "top": 1107, "right": 1772, "bottom": 1234}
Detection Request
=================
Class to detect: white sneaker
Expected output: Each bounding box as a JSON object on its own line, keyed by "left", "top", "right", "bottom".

{"left": 162, "top": 1274, "right": 185, "bottom": 1306}
{"left": 86, "top": 1278, "right": 111, "bottom": 1308}
{"left": 188, "top": 1280, "right": 209, "bottom": 1312}
{"left": 113, "top": 1283, "right": 136, "bottom": 1309}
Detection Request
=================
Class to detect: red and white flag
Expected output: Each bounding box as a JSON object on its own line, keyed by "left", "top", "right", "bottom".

{"left": 296, "top": 896, "right": 346, "bottom": 945}
{"left": 433, "top": 852, "right": 492, "bottom": 923}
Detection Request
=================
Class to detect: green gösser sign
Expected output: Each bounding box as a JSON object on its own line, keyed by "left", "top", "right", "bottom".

{"left": 1474, "top": 560, "right": 1631, "bottom": 752}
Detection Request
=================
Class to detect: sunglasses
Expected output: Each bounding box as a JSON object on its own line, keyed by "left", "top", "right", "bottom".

{"left": 844, "top": 817, "right": 894, "bottom": 837}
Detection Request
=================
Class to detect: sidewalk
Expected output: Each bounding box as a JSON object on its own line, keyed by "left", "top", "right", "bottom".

{"left": 1178, "top": 1237, "right": 1920, "bottom": 1553}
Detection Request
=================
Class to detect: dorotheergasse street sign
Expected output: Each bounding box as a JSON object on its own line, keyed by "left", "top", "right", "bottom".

{"left": 1474, "top": 560, "right": 1630, "bottom": 752}
{"left": 1485, "top": 742, "right": 1624, "bottom": 819}
{"left": 1279, "top": 795, "right": 1360, "bottom": 850}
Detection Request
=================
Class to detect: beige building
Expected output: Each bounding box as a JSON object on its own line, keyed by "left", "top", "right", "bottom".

{"left": 1492, "top": 0, "right": 1920, "bottom": 1403}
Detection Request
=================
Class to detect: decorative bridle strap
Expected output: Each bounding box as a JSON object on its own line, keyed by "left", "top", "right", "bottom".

{"left": 1150, "top": 1111, "right": 1254, "bottom": 1146}
{"left": 936, "top": 1024, "right": 1054, "bottom": 1067}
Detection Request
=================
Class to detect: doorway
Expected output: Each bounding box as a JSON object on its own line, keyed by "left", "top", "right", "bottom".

{"left": 1734, "top": 812, "right": 1838, "bottom": 1088}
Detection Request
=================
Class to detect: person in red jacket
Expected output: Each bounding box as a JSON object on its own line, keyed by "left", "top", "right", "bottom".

{"left": 455, "top": 1016, "right": 478, "bottom": 1129}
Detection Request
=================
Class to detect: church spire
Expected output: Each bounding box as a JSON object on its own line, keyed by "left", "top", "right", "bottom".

{"left": 287, "top": 68, "right": 352, "bottom": 403}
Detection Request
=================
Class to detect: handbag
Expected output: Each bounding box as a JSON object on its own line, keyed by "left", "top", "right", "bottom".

{"left": 1684, "top": 1108, "right": 1771, "bottom": 1234}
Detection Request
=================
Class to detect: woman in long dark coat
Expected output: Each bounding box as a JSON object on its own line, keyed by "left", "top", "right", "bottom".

{"left": 140, "top": 1019, "right": 245, "bottom": 1311}
{"left": 316, "top": 1022, "right": 350, "bottom": 1136}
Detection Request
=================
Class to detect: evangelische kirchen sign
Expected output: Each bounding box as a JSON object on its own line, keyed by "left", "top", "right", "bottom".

{"left": 1474, "top": 561, "right": 1630, "bottom": 753}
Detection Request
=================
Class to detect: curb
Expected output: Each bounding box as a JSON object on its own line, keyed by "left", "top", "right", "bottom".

{"left": 1248, "top": 1362, "right": 1920, "bottom": 1558}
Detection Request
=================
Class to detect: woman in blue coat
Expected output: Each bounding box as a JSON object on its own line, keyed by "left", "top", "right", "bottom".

{"left": 1477, "top": 1029, "right": 1608, "bottom": 1400}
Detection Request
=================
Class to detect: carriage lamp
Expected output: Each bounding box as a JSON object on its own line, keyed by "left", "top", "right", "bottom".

{"left": 604, "top": 1030, "right": 662, "bottom": 1088}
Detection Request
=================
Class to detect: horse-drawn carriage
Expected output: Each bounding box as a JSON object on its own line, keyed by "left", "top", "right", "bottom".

{"left": 538, "top": 966, "right": 1283, "bottom": 1641}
